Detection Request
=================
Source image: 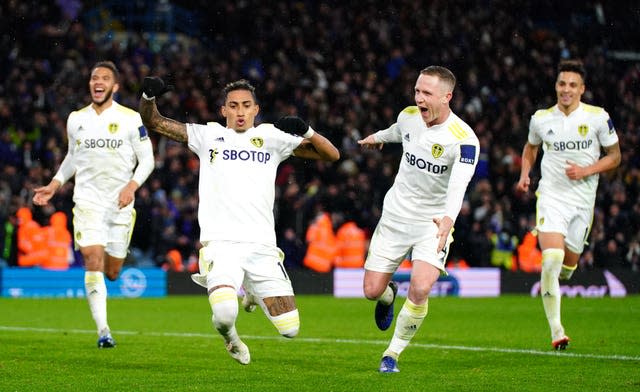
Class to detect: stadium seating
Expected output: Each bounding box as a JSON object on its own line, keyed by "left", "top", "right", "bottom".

{"left": 1, "top": 1, "right": 638, "bottom": 271}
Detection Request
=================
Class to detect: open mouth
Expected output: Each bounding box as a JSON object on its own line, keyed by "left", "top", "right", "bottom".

{"left": 559, "top": 95, "right": 573, "bottom": 104}
{"left": 93, "top": 87, "right": 105, "bottom": 99}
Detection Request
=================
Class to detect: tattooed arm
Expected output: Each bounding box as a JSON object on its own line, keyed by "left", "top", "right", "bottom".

{"left": 139, "top": 97, "right": 188, "bottom": 143}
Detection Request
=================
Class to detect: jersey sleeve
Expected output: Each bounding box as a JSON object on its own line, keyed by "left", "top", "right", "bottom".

{"left": 374, "top": 123, "right": 401, "bottom": 143}
{"left": 186, "top": 123, "right": 208, "bottom": 155}
{"left": 130, "top": 114, "right": 154, "bottom": 186}
{"left": 527, "top": 111, "right": 543, "bottom": 145}
{"left": 375, "top": 107, "right": 419, "bottom": 143}
{"left": 444, "top": 136, "right": 480, "bottom": 222}
{"left": 596, "top": 109, "right": 619, "bottom": 148}
{"left": 265, "top": 124, "right": 301, "bottom": 159}
{"left": 53, "top": 111, "right": 78, "bottom": 185}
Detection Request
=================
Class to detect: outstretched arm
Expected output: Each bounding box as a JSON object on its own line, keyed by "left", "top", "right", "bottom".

{"left": 294, "top": 133, "right": 340, "bottom": 161}
{"left": 139, "top": 96, "right": 188, "bottom": 143}
{"left": 357, "top": 123, "right": 400, "bottom": 150}
{"left": 357, "top": 134, "right": 384, "bottom": 151}
{"left": 138, "top": 76, "right": 188, "bottom": 143}
{"left": 33, "top": 134, "right": 76, "bottom": 206}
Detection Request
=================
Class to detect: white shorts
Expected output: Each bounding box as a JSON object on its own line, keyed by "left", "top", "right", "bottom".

{"left": 536, "top": 194, "right": 593, "bottom": 253}
{"left": 201, "top": 241, "right": 293, "bottom": 298}
{"left": 72, "top": 206, "right": 136, "bottom": 259}
{"left": 364, "top": 214, "right": 452, "bottom": 274}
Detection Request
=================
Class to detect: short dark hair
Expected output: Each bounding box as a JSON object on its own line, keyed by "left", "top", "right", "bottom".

{"left": 222, "top": 79, "right": 257, "bottom": 103}
{"left": 557, "top": 59, "right": 586, "bottom": 81}
{"left": 91, "top": 61, "right": 119, "bottom": 81}
{"left": 420, "top": 66, "right": 456, "bottom": 92}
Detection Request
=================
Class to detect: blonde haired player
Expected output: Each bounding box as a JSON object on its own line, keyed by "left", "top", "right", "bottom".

{"left": 139, "top": 77, "right": 339, "bottom": 365}
{"left": 358, "top": 66, "right": 479, "bottom": 373}
{"left": 517, "top": 59, "right": 620, "bottom": 350}
{"left": 33, "top": 61, "right": 154, "bottom": 348}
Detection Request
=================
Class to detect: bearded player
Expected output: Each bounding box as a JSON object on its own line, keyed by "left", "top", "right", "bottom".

{"left": 34, "top": 61, "right": 154, "bottom": 348}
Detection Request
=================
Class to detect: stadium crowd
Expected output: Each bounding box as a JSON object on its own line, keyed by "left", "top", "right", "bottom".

{"left": 1, "top": 0, "right": 639, "bottom": 272}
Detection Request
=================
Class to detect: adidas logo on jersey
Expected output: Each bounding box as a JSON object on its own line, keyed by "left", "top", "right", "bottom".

{"left": 546, "top": 129, "right": 554, "bottom": 135}
{"left": 215, "top": 137, "right": 225, "bottom": 142}
{"left": 404, "top": 133, "right": 410, "bottom": 142}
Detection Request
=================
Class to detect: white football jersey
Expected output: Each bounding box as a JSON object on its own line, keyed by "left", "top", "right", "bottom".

{"left": 187, "top": 122, "right": 303, "bottom": 245}
{"left": 528, "top": 102, "right": 619, "bottom": 207}
{"left": 55, "top": 102, "right": 154, "bottom": 211}
{"left": 375, "top": 106, "right": 479, "bottom": 223}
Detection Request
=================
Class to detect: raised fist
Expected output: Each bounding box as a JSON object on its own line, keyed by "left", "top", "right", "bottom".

{"left": 141, "top": 76, "right": 173, "bottom": 98}
{"left": 274, "top": 116, "right": 309, "bottom": 136}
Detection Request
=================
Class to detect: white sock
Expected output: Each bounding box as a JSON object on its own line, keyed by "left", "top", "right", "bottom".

{"left": 208, "top": 287, "right": 241, "bottom": 345}
{"left": 377, "top": 284, "right": 394, "bottom": 305}
{"left": 268, "top": 309, "right": 300, "bottom": 338}
{"left": 385, "top": 298, "right": 428, "bottom": 359}
{"left": 85, "top": 271, "right": 109, "bottom": 335}
{"left": 540, "top": 249, "right": 565, "bottom": 339}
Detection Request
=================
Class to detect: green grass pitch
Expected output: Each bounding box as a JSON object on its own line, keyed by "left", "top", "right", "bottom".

{"left": 1, "top": 295, "right": 639, "bottom": 391}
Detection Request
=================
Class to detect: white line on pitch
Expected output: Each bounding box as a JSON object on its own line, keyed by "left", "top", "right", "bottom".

{"left": 1, "top": 325, "right": 639, "bottom": 362}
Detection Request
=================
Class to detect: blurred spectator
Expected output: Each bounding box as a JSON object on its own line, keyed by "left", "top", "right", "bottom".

{"left": 333, "top": 213, "right": 366, "bottom": 269}
{"left": 303, "top": 207, "right": 336, "bottom": 273}
{"left": 626, "top": 236, "right": 640, "bottom": 272}
{"left": 516, "top": 231, "right": 542, "bottom": 273}
{"left": 579, "top": 249, "right": 596, "bottom": 270}
{"left": 162, "top": 249, "right": 185, "bottom": 272}
{"left": 154, "top": 0, "right": 174, "bottom": 33}
{"left": 41, "top": 211, "right": 72, "bottom": 270}
{"left": 279, "top": 227, "right": 306, "bottom": 270}
{"left": 467, "top": 221, "right": 493, "bottom": 267}
{"left": 490, "top": 230, "right": 519, "bottom": 270}
{"left": 0, "top": 212, "right": 18, "bottom": 267}
{"left": 593, "top": 238, "right": 627, "bottom": 269}
{"left": 16, "top": 207, "right": 47, "bottom": 267}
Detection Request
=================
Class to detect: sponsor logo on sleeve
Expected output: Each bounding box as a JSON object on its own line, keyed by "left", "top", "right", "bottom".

{"left": 138, "top": 126, "right": 148, "bottom": 140}
{"left": 459, "top": 144, "right": 476, "bottom": 164}
{"left": 607, "top": 118, "right": 615, "bottom": 134}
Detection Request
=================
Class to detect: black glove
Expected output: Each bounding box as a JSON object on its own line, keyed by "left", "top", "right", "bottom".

{"left": 274, "top": 116, "right": 309, "bottom": 136}
{"left": 141, "top": 76, "right": 173, "bottom": 98}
